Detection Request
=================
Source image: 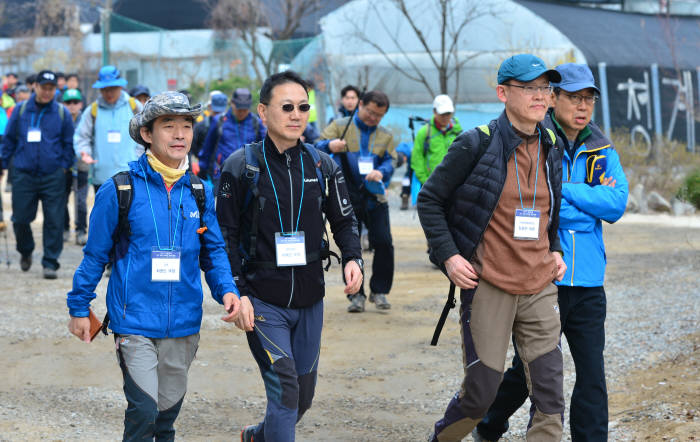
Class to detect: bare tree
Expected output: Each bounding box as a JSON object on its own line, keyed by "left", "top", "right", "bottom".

{"left": 344, "top": 0, "right": 500, "bottom": 101}
{"left": 202, "top": 0, "right": 321, "bottom": 83}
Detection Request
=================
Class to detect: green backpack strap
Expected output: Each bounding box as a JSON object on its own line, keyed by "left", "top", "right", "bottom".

{"left": 545, "top": 128, "right": 556, "bottom": 145}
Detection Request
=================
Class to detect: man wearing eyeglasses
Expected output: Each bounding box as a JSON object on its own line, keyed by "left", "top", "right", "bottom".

{"left": 418, "top": 54, "right": 567, "bottom": 441}
{"left": 317, "top": 90, "right": 397, "bottom": 313}
{"left": 215, "top": 71, "right": 363, "bottom": 442}
{"left": 474, "top": 63, "right": 628, "bottom": 442}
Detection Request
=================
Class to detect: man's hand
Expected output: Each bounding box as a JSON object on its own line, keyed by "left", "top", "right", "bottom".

{"left": 343, "top": 260, "right": 363, "bottom": 294}
{"left": 220, "top": 292, "right": 241, "bottom": 322}
{"left": 444, "top": 254, "right": 478, "bottom": 289}
{"left": 328, "top": 139, "right": 347, "bottom": 153}
{"left": 233, "top": 296, "right": 255, "bottom": 332}
{"left": 602, "top": 176, "right": 616, "bottom": 188}
{"left": 68, "top": 316, "right": 92, "bottom": 343}
{"left": 80, "top": 151, "right": 97, "bottom": 164}
{"left": 553, "top": 252, "right": 567, "bottom": 281}
{"left": 365, "top": 170, "right": 383, "bottom": 182}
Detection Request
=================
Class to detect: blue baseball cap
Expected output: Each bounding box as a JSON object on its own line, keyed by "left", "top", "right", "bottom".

{"left": 497, "top": 54, "right": 561, "bottom": 85}
{"left": 552, "top": 63, "right": 600, "bottom": 94}
{"left": 92, "top": 65, "right": 127, "bottom": 89}
{"left": 210, "top": 92, "right": 228, "bottom": 113}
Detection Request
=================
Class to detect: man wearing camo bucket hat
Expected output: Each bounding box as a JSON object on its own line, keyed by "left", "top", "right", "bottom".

{"left": 67, "top": 91, "right": 252, "bottom": 440}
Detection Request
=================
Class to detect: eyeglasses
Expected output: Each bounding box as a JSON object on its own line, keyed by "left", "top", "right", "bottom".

{"left": 561, "top": 93, "right": 598, "bottom": 105}
{"left": 505, "top": 83, "right": 554, "bottom": 95}
{"left": 279, "top": 103, "right": 311, "bottom": 113}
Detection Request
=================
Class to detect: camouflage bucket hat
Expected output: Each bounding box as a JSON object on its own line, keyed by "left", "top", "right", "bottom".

{"left": 129, "top": 91, "right": 202, "bottom": 145}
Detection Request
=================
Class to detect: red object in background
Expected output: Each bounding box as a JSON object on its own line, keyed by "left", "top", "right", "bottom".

{"left": 167, "top": 79, "right": 177, "bottom": 91}
{"left": 191, "top": 161, "right": 200, "bottom": 175}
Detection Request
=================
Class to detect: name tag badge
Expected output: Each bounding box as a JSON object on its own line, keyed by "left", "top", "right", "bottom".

{"left": 358, "top": 156, "right": 374, "bottom": 175}
{"left": 27, "top": 129, "right": 41, "bottom": 143}
{"left": 513, "top": 209, "right": 540, "bottom": 240}
{"left": 275, "top": 232, "right": 307, "bottom": 267}
{"left": 108, "top": 130, "right": 122, "bottom": 143}
{"left": 151, "top": 248, "right": 181, "bottom": 281}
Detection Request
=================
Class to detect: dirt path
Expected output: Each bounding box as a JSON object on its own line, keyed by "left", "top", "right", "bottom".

{"left": 0, "top": 202, "right": 698, "bottom": 440}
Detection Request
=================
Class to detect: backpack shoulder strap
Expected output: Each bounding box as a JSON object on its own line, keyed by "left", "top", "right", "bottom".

{"left": 58, "top": 103, "right": 64, "bottom": 122}
{"left": 423, "top": 123, "right": 432, "bottom": 157}
{"left": 128, "top": 97, "right": 137, "bottom": 114}
{"left": 188, "top": 172, "right": 208, "bottom": 234}
{"left": 302, "top": 143, "right": 327, "bottom": 198}
{"left": 252, "top": 116, "right": 261, "bottom": 140}
{"left": 18, "top": 100, "right": 28, "bottom": 117}
{"left": 91, "top": 101, "right": 98, "bottom": 119}
{"left": 110, "top": 171, "right": 134, "bottom": 263}
{"left": 241, "top": 143, "right": 263, "bottom": 261}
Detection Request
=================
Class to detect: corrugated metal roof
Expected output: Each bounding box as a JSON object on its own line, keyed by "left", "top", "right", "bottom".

{"left": 517, "top": 0, "right": 700, "bottom": 69}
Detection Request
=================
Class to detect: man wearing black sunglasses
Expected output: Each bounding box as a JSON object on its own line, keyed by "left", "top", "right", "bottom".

{"left": 215, "top": 70, "right": 363, "bottom": 442}
{"left": 475, "top": 63, "right": 629, "bottom": 442}
{"left": 317, "top": 90, "right": 397, "bottom": 313}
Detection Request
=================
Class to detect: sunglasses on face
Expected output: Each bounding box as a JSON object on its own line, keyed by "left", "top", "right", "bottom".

{"left": 64, "top": 100, "right": 81, "bottom": 105}
{"left": 280, "top": 103, "right": 311, "bottom": 113}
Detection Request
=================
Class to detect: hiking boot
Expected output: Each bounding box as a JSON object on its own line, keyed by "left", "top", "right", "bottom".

{"left": 240, "top": 425, "right": 256, "bottom": 442}
{"left": 472, "top": 428, "right": 494, "bottom": 442}
{"left": 43, "top": 267, "right": 57, "bottom": 280}
{"left": 75, "top": 231, "right": 87, "bottom": 246}
{"left": 63, "top": 230, "right": 71, "bottom": 242}
{"left": 20, "top": 254, "right": 32, "bottom": 272}
{"left": 347, "top": 294, "right": 366, "bottom": 313}
{"left": 369, "top": 292, "right": 391, "bottom": 310}
{"left": 400, "top": 194, "right": 409, "bottom": 210}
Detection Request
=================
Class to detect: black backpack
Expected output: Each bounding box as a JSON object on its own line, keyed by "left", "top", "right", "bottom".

{"left": 237, "top": 142, "right": 340, "bottom": 272}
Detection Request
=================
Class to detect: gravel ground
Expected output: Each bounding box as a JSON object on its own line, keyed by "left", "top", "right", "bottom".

{"left": 0, "top": 182, "right": 698, "bottom": 441}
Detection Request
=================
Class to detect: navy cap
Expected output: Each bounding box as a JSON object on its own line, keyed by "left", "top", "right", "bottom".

{"left": 37, "top": 70, "right": 58, "bottom": 86}
{"left": 497, "top": 54, "right": 561, "bottom": 85}
{"left": 210, "top": 92, "right": 228, "bottom": 113}
{"left": 129, "top": 85, "right": 150, "bottom": 98}
{"left": 232, "top": 88, "right": 252, "bottom": 108}
{"left": 552, "top": 63, "right": 600, "bottom": 94}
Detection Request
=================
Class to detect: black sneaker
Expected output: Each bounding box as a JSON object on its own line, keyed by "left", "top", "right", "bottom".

{"left": 20, "top": 254, "right": 32, "bottom": 272}
{"left": 240, "top": 425, "right": 255, "bottom": 442}
{"left": 43, "top": 267, "right": 57, "bottom": 279}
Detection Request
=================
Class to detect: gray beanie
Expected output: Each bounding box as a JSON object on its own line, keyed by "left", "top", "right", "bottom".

{"left": 129, "top": 91, "right": 202, "bottom": 145}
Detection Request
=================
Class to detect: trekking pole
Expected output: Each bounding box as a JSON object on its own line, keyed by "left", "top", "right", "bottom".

{"left": 338, "top": 88, "right": 367, "bottom": 142}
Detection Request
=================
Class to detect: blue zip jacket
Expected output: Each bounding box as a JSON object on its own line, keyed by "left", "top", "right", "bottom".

{"left": 198, "top": 110, "right": 266, "bottom": 178}
{"left": 549, "top": 114, "right": 629, "bottom": 287}
{"left": 67, "top": 154, "right": 239, "bottom": 338}
{"left": 1, "top": 95, "right": 74, "bottom": 174}
{"left": 316, "top": 114, "right": 394, "bottom": 193}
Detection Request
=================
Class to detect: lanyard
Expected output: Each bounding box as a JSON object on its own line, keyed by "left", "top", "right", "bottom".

{"left": 262, "top": 140, "right": 304, "bottom": 234}
{"left": 140, "top": 162, "right": 185, "bottom": 250}
{"left": 31, "top": 106, "right": 48, "bottom": 128}
{"left": 513, "top": 129, "right": 541, "bottom": 210}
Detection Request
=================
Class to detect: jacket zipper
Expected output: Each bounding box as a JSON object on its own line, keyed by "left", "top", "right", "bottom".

{"left": 286, "top": 152, "right": 295, "bottom": 308}
{"left": 570, "top": 230, "right": 576, "bottom": 286}
{"left": 166, "top": 183, "right": 172, "bottom": 337}
{"left": 123, "top": 253, "right": 131, "bottom": 318}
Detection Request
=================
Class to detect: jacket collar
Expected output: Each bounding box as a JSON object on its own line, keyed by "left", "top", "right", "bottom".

{"left": 27, "top": 94, "right": 55, "bottom": 111}
{"left": 497, "top": 110, "right": 554, "bottom": 155}
{"left": 353, "top": 113, "right": 377, "bottom": 133}
{"left": 131, "top": 153, "right": 191, "bottom": 188}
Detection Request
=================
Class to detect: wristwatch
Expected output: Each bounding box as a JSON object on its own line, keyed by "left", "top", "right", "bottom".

{"left": 351, "top": 258, "right": 364, "bottom": 272}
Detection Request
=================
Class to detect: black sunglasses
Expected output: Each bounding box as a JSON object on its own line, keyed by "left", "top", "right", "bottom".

{"left": 64, "top": 100, "right": 81, "bottom": 105}
{"left": 280, "top": 103, "right": 311, "bottom": 113}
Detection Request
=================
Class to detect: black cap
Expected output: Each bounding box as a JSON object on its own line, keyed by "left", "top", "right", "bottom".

{"left": 37, "top": 70, "right": 58, "bottom": 86}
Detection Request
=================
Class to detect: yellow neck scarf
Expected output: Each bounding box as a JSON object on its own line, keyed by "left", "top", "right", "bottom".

{"left": 146, "top": 151, "right": 188, "bottom": 187}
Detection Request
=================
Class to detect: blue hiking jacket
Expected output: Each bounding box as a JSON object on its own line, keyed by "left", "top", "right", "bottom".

{"left": 67, "top": 154, "right": 239, "bottom": 338}
{"left": 198, "top": 110, "right": 265, "bottom": 178}
{"left": 1, "top": 95, "right": 74, "bottom": 174}
{"left": 549, "top": 113, "right": 629, "bottom": 287}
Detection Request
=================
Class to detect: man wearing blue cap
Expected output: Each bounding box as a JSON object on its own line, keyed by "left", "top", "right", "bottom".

{"left": 418, "top": 54, "right": 567, "bottom": 441}
{"left": 74, "top": 65, "right": 142, "bottom": 195}
{"left": 474, "top": 63, "right": 628, "bottom": 442}
{"left": 197, "top": 87, "right": 265, "bottom": 189}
